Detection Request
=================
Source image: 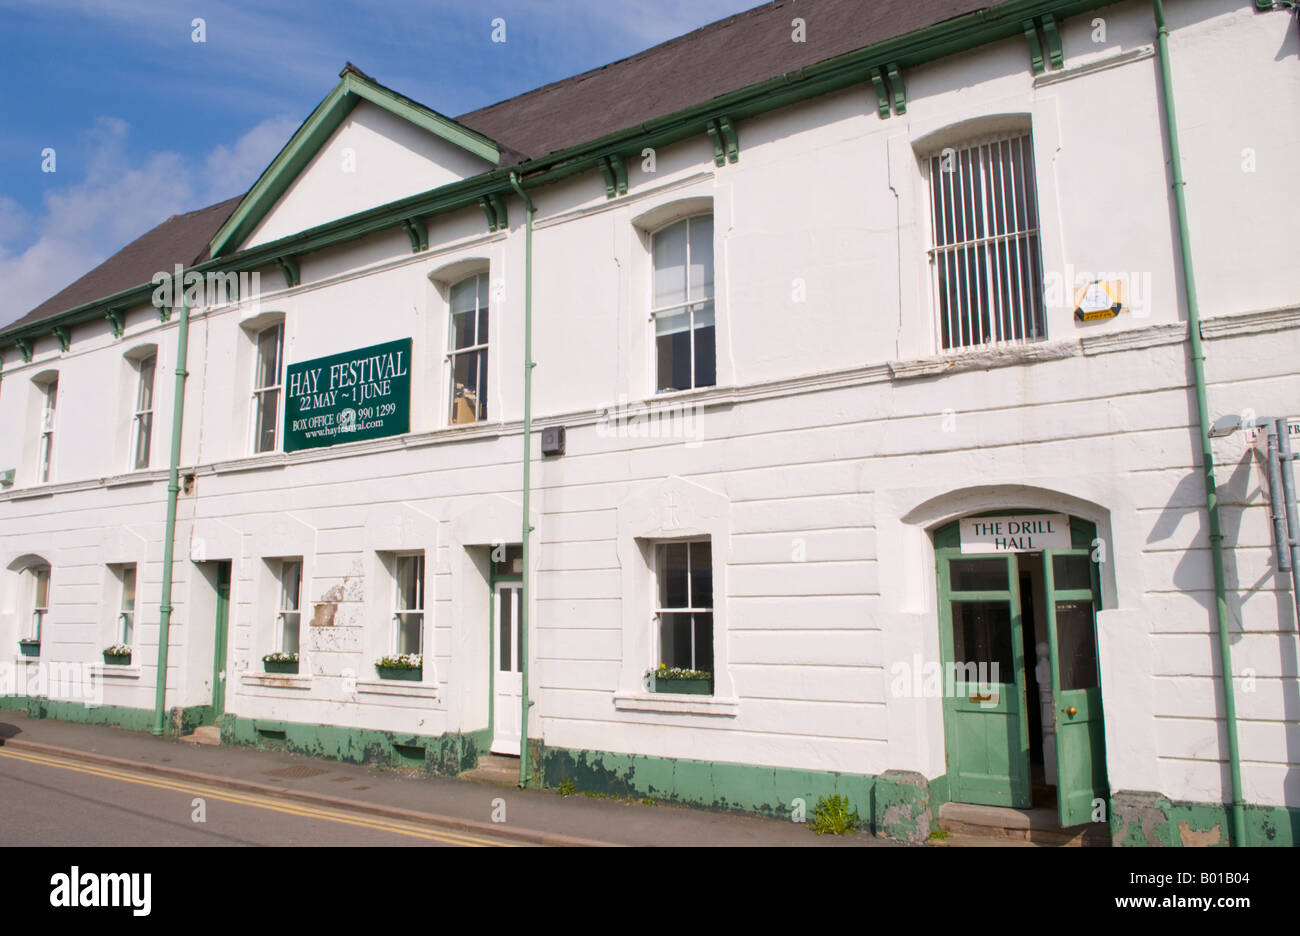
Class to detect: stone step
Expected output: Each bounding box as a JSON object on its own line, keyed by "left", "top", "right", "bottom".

{"left": 938, "top": 801, "right": 1109, "bottom": 847}
{"left": 458, "top": 754, "right": 520, "bottom": 786}
{"left": 179, "top": 725, "right": 221, "bottom": 746}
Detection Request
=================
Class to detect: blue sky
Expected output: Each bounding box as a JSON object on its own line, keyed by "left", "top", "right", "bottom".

{"left": 0, "top": 0, "right": 759, "bottom": 325}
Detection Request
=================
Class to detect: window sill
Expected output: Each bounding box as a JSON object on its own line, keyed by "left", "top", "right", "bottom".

{"left": 356, "top": 678, "right": 439, "bottom": 701}
{"left": 612, "top": 691, "right": 738, "bottom": 716}
{"left": 99, "top": 664, "right": 143, "bottom": 680}
{"left": 241, "top": 671, "right": 312, "bottom": 691}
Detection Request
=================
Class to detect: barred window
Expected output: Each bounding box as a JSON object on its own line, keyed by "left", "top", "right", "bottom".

{"left": 928, "top": 134, "right": 1045, "bottom": 350}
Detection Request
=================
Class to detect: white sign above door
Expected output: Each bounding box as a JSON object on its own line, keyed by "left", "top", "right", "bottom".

{"left": 959, "top": 514, "right": 1071, "bottom": 554}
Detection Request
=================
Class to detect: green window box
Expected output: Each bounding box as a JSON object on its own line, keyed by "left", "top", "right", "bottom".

{"left": 103, "top": 651, "right": 132, "bottom": 666}
{"left": 377, "top": 666, "right": 422, "bottom": 682}
{"left": 651, "top": 675, "right": 712, "bottom": 695}
{"left": 264, "top": 659, "right": 299, "bottom": 674}
{"left": 18, "top": 639, "right": 40, "bottom": 658}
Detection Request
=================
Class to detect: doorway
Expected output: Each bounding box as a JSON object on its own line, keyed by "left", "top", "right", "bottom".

{"left": 491, "top": 580, "right": 522, "bottom": 756}
{"left": 935, "top": 514, "right": 1108, "bottom": 827}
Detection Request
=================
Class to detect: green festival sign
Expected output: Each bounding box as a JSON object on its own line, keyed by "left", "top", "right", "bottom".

{"left": 283, "top": 338, "right": 412, "bottom": 452}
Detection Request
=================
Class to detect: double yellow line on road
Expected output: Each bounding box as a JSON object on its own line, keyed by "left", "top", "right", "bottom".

{"left": 0, "top": 747, "right": 513, "bottom": 847}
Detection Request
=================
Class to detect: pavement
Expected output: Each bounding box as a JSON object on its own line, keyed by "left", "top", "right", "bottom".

{"left": 0, "top": 712, "right": 893, "bottom": 847}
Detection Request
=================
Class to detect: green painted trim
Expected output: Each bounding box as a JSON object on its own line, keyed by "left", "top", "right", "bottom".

{"left": 1040, "top": 13, "right": 1065, "bottom": 69}
{"left": 15, "top": 338, "right": 32, "bottom": 362}
{"left": 1024, "top": 20, "right": 1047, "bottom": 73}
{"left": 869, "top": 68, "right": 891, "bottom": 118}
{"left": 209, "top": 70, "right": 501, "bottom": 258}
{"left": 158, "top": 305, "right": 172, "bottom": 324}
{"left": 540, "top": 744, "right": 878, "bottom": 826}
{"left": 597, "top": 156, "right": 617, "bottom": 197}
{"left": 221, "top": 714, "right": 489, "bottom": 776}
{"left": 885, "top": 64, "right": 907, "bottom": 115}
{"left": 478, "top": 196, "right": 500, "bottom": 232}
{"left": 717, "top": 117, "right": 739, "bottom": 164}
{"left": 1111, "top": 790, "right": 1300, "bottom": 847}
{"left": 275, "top": 256, "right": 300, "bottom": 289}
{"left": 210, "top": 562, "right": 231, "bottom": 721}
{"left": 705, "top": 119, "right": 726, "bottom": 167}
{"left": 0, "top": 696, "right": 212, "bottom": 737}
{"left": 400, "top": 217, "right": 428, "bottom": 252}
{"left": 152, "top": 299, "right": 190, "bottom": 735}
{"left": 104, "top": 310, "right": 125, "bottom": 339}
{"left": 488, "top": 192, "right": 508, "bottom": 230}
{"left": 52, "top": 327, "right": 70, "bottom": 353}
{"left": 1152, "top": 0, "right": 1245, "bottom": 847}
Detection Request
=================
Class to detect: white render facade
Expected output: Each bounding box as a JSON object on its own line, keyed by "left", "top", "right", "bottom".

{"left": 1, "top": 0, "right": 1297, "bottom": 844}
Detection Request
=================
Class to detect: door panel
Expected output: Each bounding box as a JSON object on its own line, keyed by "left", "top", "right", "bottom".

{"left": 1044, "top": 549, "right": 1108, "bottom": 827}
{"left": 211, "top": 562, "right": 231, "bottom": 720}
{"left": 491, "top": 583, "right": 522, "bottom": 756}
{"left": 938, "top": 551, "right": 1031, "bottom": 808}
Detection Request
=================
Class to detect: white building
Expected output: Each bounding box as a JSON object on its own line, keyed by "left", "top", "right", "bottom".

{"left": 1, "top": 0, "right": 1297, "bottom": 846}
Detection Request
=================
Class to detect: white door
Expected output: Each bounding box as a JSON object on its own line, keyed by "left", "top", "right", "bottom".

{"left": 491, "top": 583, "right": 522, "bottom": 755}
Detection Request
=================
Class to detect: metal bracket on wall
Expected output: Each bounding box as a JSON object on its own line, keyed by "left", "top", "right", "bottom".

{"left": 869, "top": 65, "right": 907, "bottom": 118}
{"left": 105, "top": 309, "right": 125, "bottom": 339}
{"left": 53, "top": 326, "right": 71, "bottom": 353}
{"left": 275, "top": 256, "right": 301, "bottom": 289}
{"left": 401, "top": 217, "right": 429, "bottom": 252}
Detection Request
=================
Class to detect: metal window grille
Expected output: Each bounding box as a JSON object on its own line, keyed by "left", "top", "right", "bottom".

{"left": 928, "top": 134, "right": 1045, "bottom": 350}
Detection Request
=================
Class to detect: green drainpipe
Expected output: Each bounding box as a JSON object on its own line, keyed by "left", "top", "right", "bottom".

{"left": 152, "top": 298, "right": 190, "bottom": 736}
{"left": 1152, "top": 0, "right": 1246, "bottom": 845}
{"left": 508, "top": 172, "right": 535, "bottom": 787}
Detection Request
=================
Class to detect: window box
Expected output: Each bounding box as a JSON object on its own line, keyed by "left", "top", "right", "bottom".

{"left": 376, "top": 653, "right": 422, "bottom": 681}
{"left": 103, "top": 647, "right": 132, "bottom": 665}
{"left": 651, "top": 674, "right": 712, "bottom": 695}
{"left": 377, "top": 665, "right": 422, "bottom": 682}
{"left": 18, "top": 639, "right": 40, "bottom": 657}
{"left": 264, "top": 659, "right": 299, "bottom": 674}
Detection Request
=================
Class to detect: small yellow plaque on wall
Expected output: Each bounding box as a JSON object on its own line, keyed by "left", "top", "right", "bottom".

{"left": 1073, "top": 279, "right": 1124, "bottom": 322}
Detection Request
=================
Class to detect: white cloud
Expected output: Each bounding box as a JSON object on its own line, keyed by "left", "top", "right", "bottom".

{"left": 0, "top": 114, "right": 294, "bottom": 328}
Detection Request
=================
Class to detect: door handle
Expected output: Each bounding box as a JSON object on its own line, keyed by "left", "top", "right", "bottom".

{"left": 1063, "top": 705, "right": 1077, "bottom": 717}
{"left": 969, "top": 692, "right": 997, "bottom": 703}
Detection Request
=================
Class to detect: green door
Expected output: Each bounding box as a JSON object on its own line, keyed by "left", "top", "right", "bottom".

{"left": 1043, "top": 548, "right": 1108, "bottom": 827}
{"left": 211, "top": 561, "right": 231, "bottom": 720}
{"left": 937, "top": 550, "right": 1031, "bottom": 808}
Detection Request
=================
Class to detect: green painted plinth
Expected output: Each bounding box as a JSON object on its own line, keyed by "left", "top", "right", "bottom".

{"left": 264, "top": 660, "right": 299, "bottom": 674}
{"left": 18, "top": 641, "right": 40, "bottom": 658}
{"left": 651, "top": 676, "right": 712, "bottom": 695}
{"left": 377, "top": 667, "right": 421, "bottom": 681}
{"left": 103, "top": 652, "right": 131, "bottom": 666}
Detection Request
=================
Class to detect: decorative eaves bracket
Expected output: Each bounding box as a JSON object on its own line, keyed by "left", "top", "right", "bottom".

{"left": 705, "top": 117, "right": 739, "bottom": 167}
{"left": 105, "top": 309, "right": 125, "bottom": 339}
{"left": 53, "top": 326, "right": 71, "bottom": 353}
{"left": 159, "top": 305, "right": 172, "bottom": 323}
{"left": 478, "top": 194, "right": 510, "bottom": 232}
{"left": 597, "top": 154, "right": 628, "bottom": 198}
{"left": 401, "top": 217, "right": 429, "bottom": 252}
{"left": 869, "top": 64, "right": 907, "bottom": 118}
{"left": 275, "top": 256, "right": 301, "bottom": 289}
{"left": 16, "top": 338, "right": 33, "bottom": 363}
{"left": 1025, "top": 14, "right": 1065, "bottom": 75}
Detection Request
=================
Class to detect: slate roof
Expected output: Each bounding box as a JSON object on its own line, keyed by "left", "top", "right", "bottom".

{"left": 4, "top": 0, "right": 990, "bottom": 336}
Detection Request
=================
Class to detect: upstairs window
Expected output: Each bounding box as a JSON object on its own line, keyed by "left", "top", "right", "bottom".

{"left": 276, "top": 559, "right": 302, "bottom": 656}
{"left": 448, "top": 273, "right": 489, "bottom": 425}
{"left": 132, "top": 355, "right": 156, "bottom": 470}
{"left": 37, "top": 376, "right": 57, "bottom": 482}
{"left": 655, "top": 540, "right": 713, "bottom": 675}
{"left": 652, "top": 216, "right": 715, "bottom": 392}
{"left": 252, "top": 323, "right": 284, "bottom": 453}
{"left": 927, "top": 134, "right": 1045, "bottom": 350}
{"left": 392, "top": 554, "right": 425, "bottom": 656}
